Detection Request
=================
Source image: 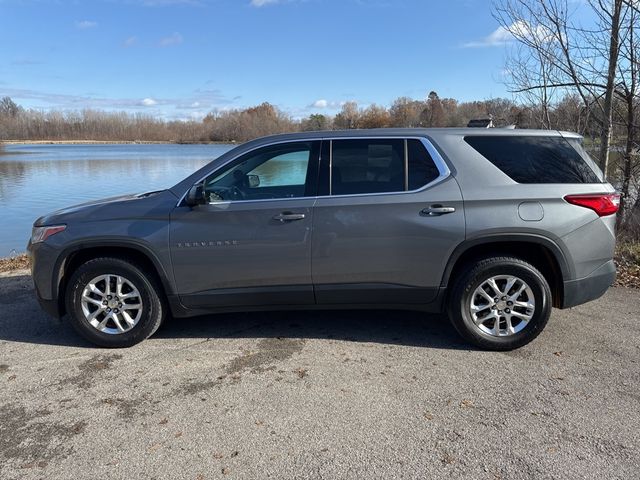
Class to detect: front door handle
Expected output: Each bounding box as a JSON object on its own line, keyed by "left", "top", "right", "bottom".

{"left": 421, "top": 205, "right": 456, "bottom": 216}
{"left": 273, "top": 212, "right": 306, "bottom": 222}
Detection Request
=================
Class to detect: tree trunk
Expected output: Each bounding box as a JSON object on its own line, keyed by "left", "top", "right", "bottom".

{"left": 598, "top": 0, "right": 624, "bottom": 177}
{"left": 618, "top": 93, "right": 634, "bottom": 229}
{"left": 619, "top": 1, "right": 638, "bottom": 233}
{"left": 627, "top": 194, "right": 640, "bottom": 239}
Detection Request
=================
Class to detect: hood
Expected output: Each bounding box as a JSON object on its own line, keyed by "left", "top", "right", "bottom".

{"left": 34, "top": 190, "right": 175, "bottom": 226}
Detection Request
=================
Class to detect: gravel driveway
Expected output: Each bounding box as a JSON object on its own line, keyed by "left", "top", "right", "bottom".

{"left": 1, "top": 270, "right": 639, "bottom": 479}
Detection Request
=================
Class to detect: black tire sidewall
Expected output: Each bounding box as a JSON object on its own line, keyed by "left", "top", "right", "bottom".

{"left": 66, "top": 258, "right": 163, "bottom": 348}
{"left": 449, "top": 258, "right": 552, "bottom": 350}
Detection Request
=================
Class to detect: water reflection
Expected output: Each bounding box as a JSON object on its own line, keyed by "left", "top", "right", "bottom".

{"left": 0, "top": 143, "right": 234, "bottom": 254}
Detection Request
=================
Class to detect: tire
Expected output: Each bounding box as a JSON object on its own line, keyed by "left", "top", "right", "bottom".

{"left": 447, "top": 256, "right": 552, "bottom": 351}
{"left": 65, "top": 257, "right": 165, "bottom": 348}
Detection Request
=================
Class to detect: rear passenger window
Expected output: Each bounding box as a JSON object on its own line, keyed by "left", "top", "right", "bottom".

{"left": 331, "top": 139, "right": 404, "bottom": 195}
{"left": 464, "top": 136, "right": 601, "bottom": 184}
{"left": 330, "top": 138, "right": 442, "bottom": 195}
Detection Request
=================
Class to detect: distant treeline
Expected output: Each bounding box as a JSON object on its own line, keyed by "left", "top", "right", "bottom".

{"left": 2, "top": 92, "right": 639, "bottom": 237}
{"left": 1, "top": 92, "right": 632, "bottom": 145}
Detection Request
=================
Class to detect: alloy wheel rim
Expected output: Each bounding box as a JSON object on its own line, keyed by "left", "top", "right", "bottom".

{"left": 469, "top": 275, "right": 535, "bottom": 337}
{"left": 80, "top": 274, "right": 143, "bottom": 334}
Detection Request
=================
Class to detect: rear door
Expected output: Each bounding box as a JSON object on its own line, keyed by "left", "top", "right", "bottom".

{"left": 170, "top": 140, "right": 320, "bottom": 308}
{"left": 311, "top": 137, "right": 465, "bottom": 305}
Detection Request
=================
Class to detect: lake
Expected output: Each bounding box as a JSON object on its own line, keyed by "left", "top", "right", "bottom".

{"left": 0, "top": 143, "right": 235, "bottom": 255}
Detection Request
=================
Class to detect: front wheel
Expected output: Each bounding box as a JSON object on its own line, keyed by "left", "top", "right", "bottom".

{"left": 65, "top": 257, "right": 165, "bottom": 348}
{"left": 447, "top": 256, "right": 552, "bottom": 351}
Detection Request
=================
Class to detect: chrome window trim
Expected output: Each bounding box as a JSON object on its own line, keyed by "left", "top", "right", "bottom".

{"left": 176, "top": 136, "right": 451, "bottom": 207}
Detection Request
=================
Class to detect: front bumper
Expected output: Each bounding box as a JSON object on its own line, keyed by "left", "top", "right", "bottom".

{"left": 28, "top": 240, "right": 64, "bottom": 318}
{"left": 561, "top": 260, "right": 616, "bottom": 309}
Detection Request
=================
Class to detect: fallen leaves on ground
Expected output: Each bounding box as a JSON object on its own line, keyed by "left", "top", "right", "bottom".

{"left": 615, "top": 241, "right": 640, "bottom": 289}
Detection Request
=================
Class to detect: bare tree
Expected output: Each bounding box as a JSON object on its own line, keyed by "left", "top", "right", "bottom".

{"left": 389, "top": 97, "right": 425, "bottom": 127}
{"left": 421, "top": 91, "right": 446, "bottom": 127}
{"left": 554, "top": 94, "right": 588, "bottom": 133}
{"left": 333, "top": 102, "right": 360, "bottom": 129}
{"left": 359, "top": 104, "right": 391, "bottom": 129}
{"left": 494, "top": 0, "right": 626, "bottom": 175}
{"left": 502, "top": 28, "right": 558, "bottom": 128}
{"left": 0, "top": 97, "right": 20, "bottom": 118}
{"left": 301, "top": 114, "right": 331, "bottom": 131}
{"left": 592, "top": 0, "right": 625, "bottom": 176}
{"left": 615, "top": 0, "right": 640, "bottom": 232}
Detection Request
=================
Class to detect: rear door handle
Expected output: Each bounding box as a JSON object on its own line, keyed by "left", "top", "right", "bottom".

{"left": 273, "top": 212, "right": 306, "bottom": 222}
{"left": 421, "top": 205, "right": 456, "bottom": 216}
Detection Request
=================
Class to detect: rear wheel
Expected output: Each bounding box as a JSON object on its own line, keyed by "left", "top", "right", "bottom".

{"left": 65, "top": 257, "right": 165, "bottom": 347}
{"left": 447, "top": 256, "right": 552, "bottom": 350}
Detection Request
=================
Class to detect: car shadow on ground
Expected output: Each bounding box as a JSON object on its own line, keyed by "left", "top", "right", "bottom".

{"left": 156, "top": 309, "right": 471, "bottom": 350}
{"left": 0, "top": 273, "right": 471, "bottom": 350}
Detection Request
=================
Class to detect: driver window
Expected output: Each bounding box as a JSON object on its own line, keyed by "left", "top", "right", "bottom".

{"left": 203, "top": 142, "right": 315, "bottom": 203}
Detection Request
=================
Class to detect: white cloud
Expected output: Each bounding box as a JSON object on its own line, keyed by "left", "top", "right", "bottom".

{"left": 509, "top": 20, "right": 554, "bottom": 43}
{"left": 159, "top": 32, "right": 183, "bottom": 47}
{"left": 123, "top": 36, "right": 137, "bottom": 47}
{"left": 463, "top": 21, "right": 554, "bottom": 48}
{"left": 76, "top": 20, "right": 98, "bottom": 30}
{"left": 462, "top": 26, "right": 513, "bottom": 48}
{"left": 308, "top": 99, "right": 344, "bottom": 109}
{"left": 250, "top": 0, "right": 282, "bottom": 6}
{"left": 1, "top": 86, "right": 237, "bottom": 119}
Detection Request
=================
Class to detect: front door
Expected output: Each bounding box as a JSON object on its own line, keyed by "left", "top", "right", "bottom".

{"left": 170, "top": 140, "right": 320, "bottom": 309}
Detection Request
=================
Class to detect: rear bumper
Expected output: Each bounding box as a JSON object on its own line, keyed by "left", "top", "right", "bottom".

{"left": 561, "top": 260, "right": 616, "bottom": 309}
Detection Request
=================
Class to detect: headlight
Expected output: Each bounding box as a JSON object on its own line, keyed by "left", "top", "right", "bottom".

{"left": 31, "top": 225, "right": 66, "bottom": 244}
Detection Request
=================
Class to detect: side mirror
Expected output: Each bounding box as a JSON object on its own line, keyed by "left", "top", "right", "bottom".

{"left": 247, "top": 174, "right": 260, "bottom": 188}
{"left": 185, "top": 184, "right": 205, "bottom": 207}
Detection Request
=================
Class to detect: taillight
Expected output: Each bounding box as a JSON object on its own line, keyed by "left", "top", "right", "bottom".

{"left": 564, "top": 193, "right": 620, "bottom": 216}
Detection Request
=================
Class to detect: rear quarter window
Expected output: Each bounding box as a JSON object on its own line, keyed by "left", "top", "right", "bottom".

{"left": 464, "top": 135, "right": 602, "bottom": 184}
{"left": 407, "top": 139, "right": 440, "bottom": 190}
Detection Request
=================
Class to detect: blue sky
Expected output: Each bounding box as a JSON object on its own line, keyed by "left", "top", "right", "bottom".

{"left": 0, "top": 0, "right": 518, "bottom": 120}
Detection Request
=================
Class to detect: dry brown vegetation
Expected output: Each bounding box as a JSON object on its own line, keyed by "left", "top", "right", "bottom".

{"left": 0, "top": 254, "right": 29, "bottom": 273}
{"left": 615, "top": 241, "right": 640, "bottom": 289}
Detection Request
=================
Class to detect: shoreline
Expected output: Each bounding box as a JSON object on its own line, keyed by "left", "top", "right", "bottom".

{"left": 1, "top": 140, "right": 235, "bottom": 145}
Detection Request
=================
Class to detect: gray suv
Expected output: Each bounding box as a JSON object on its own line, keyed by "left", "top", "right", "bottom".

{"left": 28, "top": 129, "right": 619, "bottom": 350}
